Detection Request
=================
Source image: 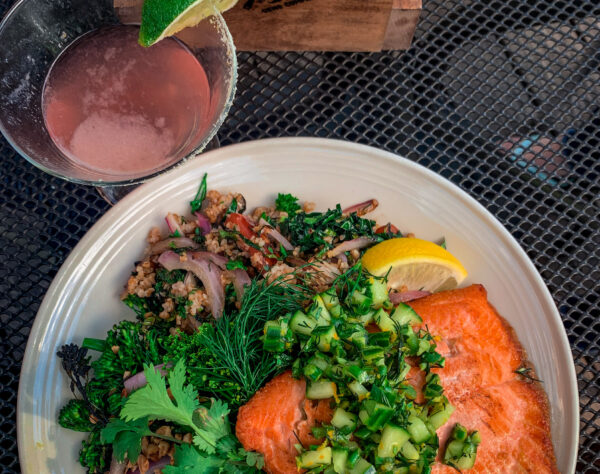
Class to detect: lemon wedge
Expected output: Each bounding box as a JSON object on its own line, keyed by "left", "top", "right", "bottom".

{"left": 139, "top": 0, "right": 238, "bottom": 47}
{"left": 361, "top": 237, "right": 468, "bottom": 292}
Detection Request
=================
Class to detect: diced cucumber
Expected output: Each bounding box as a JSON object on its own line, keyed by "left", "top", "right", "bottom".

{"left": 443, "top": 424, "right": 481, "bottom": 469}
{"left": 404, "top": 331, "right": 420, "bottom": 355}
{"left": 349, "top": 290, "right": 373, "bottom": 314}
{"left": 357, "top": 310, "right": 375, "bottom": 326}
{"left": 306, "top": 379, "right": 336, "bottom": 399}
{"left": 446, "top": 440, "right": 465, "bottom": 458}
{"left": 453, "top": 424, "right": 468, "bottom": 441}
{"left": 308, "top": 295, "right": 332, "bottom": 325}
{"left": 348, "top": 457, "right": 375, "bottom": 474}
{"left": 368, "top": 330, "right": 391, "bottom": 348}
{"left": 407, "top": 414, "right": 431, "bottom": 443}
{"left": 353, "top": 426, "right": 372, "bottom": 440}
{"left": 377, "top": 424, "right": 411, "bottom": 458}
{"left": 349, "top": 380, "right": 369, "bottom": 399}
{"left": 329, "top": 304, "right": 343, "bottom": 318}
{"left": 332, "top": 447, "right": 349, "bottom": 474}
{"left": 303, "top": 363, "right": 324, "bottom": 382}
{"left": 307, "top": 352, "right": 330, "bottom": 371}
{"left": 373, "top": 308, "right": 396, "bottom": 332}
{"left": 331, "top": 407, "right": 358, "bottom": 432}
{"left": 400, "top": 441, "right": 419, "bottom": 461}
{"left": 326, "top": 364, "right": 345, "bottom": 380}
{"left": 312, "top": 325, "right": 338, "bottom": 352}
{"left": 297, "top": 447, "right": 332, "bottom": 469}
{"left": 362, "top": 346, "right": 385, "bottom": 365}
{"left": 346, "top": 326, "right": 369, "bottom": 348}
{"left": 321, "top": 289, "right": 340, "bottom": 310}
{"left": 262, "top": 318, "right": 293, "bottom": 352}
{"left": 363, "top": 400, "right": 394, "bottom": 431}
{"left": 290, "top": 310, "right": 317, "bottom": 336}
{"left": 391, "top": 303, "right": 422, "bottom": 326}
{"left": 347, "top": 449, "right": 360, "bottom": 468}
{"left": 344, "top": 363, "right": 370, "bottom": 384}
{"left": 428, "top": 403, "right": 455, "bottom": 429}
{"left": 365, "top": 277, "right": 389, "bottom": 309}
{"left": 456, "top": 452, "right": 477, "bottom": 470}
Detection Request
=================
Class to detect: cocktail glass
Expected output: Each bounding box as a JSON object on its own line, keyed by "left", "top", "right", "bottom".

{"left": 0, "top": 0, "right": 237, "bottom": 199}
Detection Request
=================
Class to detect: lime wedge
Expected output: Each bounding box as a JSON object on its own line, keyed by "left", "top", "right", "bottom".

{"left": 139, "top": 0, "right": 238, "bottom": 47}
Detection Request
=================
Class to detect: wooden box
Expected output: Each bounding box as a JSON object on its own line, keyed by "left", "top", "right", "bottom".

{"left": 114, "top": 0, "right": 421, "bottom": 51}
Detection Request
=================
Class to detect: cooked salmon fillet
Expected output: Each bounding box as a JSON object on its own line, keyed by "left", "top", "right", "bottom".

{"left": 409, "top": 284, "right": 557, "bottom": 473}
{"left": 235, "top": 370, "right": 333, "bottom": 474}
{"left": 236, "top": 285, "right": 557, "bottom": 473}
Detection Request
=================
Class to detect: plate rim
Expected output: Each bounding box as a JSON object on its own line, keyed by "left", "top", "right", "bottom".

{"left": 17, "top": 136, "right": 579, "bottom": 473}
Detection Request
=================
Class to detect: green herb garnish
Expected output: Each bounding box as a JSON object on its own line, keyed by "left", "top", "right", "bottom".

{"left": 226, "top": 260, "right": 247, "bottom": 271}
{"left": 190, "top": 173, "right": 208, "bottom": 213}
{"left": 275, "top": 193, "right": 301, "bottom": 214}
{"left": 116, "top": 359, "right": 263, "bottom": 471}
{"left": 515, "top": 366, "right": 543, "bottom": 383}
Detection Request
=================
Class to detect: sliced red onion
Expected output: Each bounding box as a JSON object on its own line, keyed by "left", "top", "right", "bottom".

{"left": 259, "top": 218, "right": 294, "bottom": 251}
{"left": 306, "top": 260, "right": 341, "bottom": 292}
{"left": 189, "top": 251, "right": 228, "bottom": 269}
{"left": 146, "top": 237, "right": 200, "bottom": 256}
{"left": 195, "top": 211, "right": 211, "bottom": 235}
{"left": 327, "top": 237, "right": 377, "bottom": 258}
{"left": 342, "top": 199, "right": 379, "bottom": 216}
{"left": 183, "top": 271, "right": 195, "bottom": 288}
{"left": 124, "top": 363, "right": 167, "bottom": 393}
{"left": 389, "top": 290, "right": 431, "bottom": 304}
{"left": 159, "top": 251, "right": 225, "bottom": 319}
{"left": 165, "top": 213, "right": 183, "bottom": 236}
{"left": 127, "top": 456, "right": 171, "bottom": 474}
{"left": 109, "top": 456, "right": 127, "bottom": 474}
{"left": 227, "top": 268, "right": 251, "bottom": 301}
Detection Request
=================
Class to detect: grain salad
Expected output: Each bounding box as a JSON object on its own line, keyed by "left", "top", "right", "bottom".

{"left": 56, "top": 175, "right": 556, "bottom": 474}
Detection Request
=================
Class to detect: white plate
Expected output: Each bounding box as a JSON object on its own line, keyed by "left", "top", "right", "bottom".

{"left": 18, "top": 137, "right": 578, "bottom": 473}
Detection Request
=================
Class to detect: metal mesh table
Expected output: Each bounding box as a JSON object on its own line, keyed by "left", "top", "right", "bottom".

{"left": 0, "top": 0, "right": 598, "bottom": 472}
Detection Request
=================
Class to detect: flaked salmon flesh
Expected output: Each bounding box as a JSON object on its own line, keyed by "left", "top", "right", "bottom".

{"left": 235, "top": 284, "right": 558, "bottom": 473}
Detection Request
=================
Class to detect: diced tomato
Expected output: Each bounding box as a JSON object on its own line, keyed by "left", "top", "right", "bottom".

{"left": 225, "top": 213, "right": 255, "bottom": 239}
{"left": 225, "top": 213, "right": 277, "bottom": 270}
{"left": 375, "top": 223, "right": 399, "bottom": 234}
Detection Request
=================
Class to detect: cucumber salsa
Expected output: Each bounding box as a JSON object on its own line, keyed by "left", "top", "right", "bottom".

{"left": 262, "top": 265, "right": 481, "bottom": 473}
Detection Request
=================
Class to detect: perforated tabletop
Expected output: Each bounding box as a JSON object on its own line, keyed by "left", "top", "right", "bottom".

{"left": 0, "top": 0, "right": 598, "bottom": 472}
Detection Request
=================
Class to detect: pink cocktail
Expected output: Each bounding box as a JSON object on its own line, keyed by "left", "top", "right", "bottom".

{"left": 0, "top": 0, "right": 237, "bottom": 187}
{"left": 42, "top": 25, "right": 211, "bottom": 178}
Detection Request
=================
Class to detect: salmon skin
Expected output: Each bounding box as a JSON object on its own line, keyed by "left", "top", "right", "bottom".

{"left": 409, "top": 285, "right": 557, "bottom": 473}
{"left": 235, "top": 285, "right": 557, "bottom": 473}
{"left": 235, "top": 370, "right": 333, "bottom": 474}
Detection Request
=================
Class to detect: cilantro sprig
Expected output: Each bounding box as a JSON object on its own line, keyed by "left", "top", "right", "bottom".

{"left": 107, "top": 359, "right": 263, "bottom": 471}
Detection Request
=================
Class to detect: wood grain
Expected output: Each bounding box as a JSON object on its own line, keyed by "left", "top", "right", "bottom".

{"left": 113, "top": 0, "right": 421, "bottom": 51}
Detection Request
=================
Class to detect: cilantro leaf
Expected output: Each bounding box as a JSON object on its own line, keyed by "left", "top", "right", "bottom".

{"left": 190, "top": 173, "right": 208, "bottom": 214}
{"left": 190, "top": 399, "right": 230, "bottom": 454}
{"left": 101, "top": 417, "right": 151, "bottom": 462}
{"left": 275, "top": 193, "right": 301, "bottom": 214}
{"left": 120, "top": 359, "right": 199, "bottom": 432}
{"left": 243, "top": 449, "right": 265, "bottom": 470}
{"left": 226, "top": 260, "right": 247, "bottom": 271}
{"left": 163, "top": 444, "right": 225, "bottom": 474}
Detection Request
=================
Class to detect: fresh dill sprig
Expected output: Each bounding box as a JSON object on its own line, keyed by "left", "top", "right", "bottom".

{"left": 168, "top": 272, "right": 314, "bottom": 407}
